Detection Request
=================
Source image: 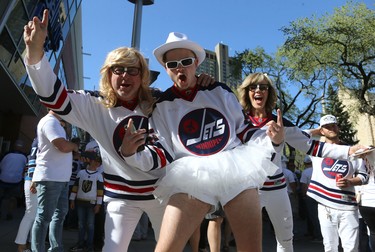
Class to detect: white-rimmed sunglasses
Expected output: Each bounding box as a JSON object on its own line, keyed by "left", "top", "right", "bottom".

{"left": 165, "top": 57, "right": 195, "bottom": 69}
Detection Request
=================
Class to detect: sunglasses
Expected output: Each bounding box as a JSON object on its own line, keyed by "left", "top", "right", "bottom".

{"left": 248, "top": 84, "right": 269, "bottom": 92}
{"left": 165, "top": 57, "right": 195, "bottom": 69}
{"left": 111, "top": 66, "right": 140, "bottom": 76}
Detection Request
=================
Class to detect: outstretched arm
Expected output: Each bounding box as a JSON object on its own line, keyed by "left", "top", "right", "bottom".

{"left": 24, "top": 9, "right": 48, "bottom": 64}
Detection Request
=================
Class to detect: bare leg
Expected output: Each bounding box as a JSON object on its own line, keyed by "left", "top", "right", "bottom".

{"left": 155, "top": 193, "right": 210, "bottom": 252}
{"left": 189, "top": 225, "right": 201, "bottom": 252}
{"left": 224, "top": 189, "right": 262, "bottom": 252}
{"left": 207, "top": 217, "right": 223, "bottom": 252}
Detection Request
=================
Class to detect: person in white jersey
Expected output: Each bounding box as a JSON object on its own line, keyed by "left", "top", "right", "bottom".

{"left": 307, "top": 115, "right": 368, "bottom": 252}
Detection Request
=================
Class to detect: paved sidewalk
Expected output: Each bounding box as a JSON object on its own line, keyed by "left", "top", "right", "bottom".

{"left": 0, "top": 206, "right": 323, "bottom": 251}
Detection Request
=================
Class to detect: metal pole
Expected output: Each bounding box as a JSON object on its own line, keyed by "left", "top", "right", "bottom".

{"left": 131, "top": 0, "right": 143, "bottom": 50}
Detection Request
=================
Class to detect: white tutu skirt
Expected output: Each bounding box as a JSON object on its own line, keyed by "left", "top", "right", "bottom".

{"left": 153, "top": 141, "right": 278, "bottom": 205}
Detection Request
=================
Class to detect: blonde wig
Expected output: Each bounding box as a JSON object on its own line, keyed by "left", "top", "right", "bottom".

{"left": 237, "top": 73, "right": 278, "bottom": 115}
{"left": 99, "top": 47, "right": 154, "bottom": 115}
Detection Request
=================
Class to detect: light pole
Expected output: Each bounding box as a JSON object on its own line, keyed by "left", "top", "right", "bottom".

{"left": 127, "top": 0, "right": 159, "bottom": 84}
{"left": 128, "top": 0, "right": 154, "bottom": 50}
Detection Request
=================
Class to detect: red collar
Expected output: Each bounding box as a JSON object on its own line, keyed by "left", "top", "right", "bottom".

{"left": 172, "top": 84, "right": 198, "bottom": 101}
{"left": 120, "top": 99, "right": 138, "bottom": 110}
{"left": 247, "top": 112, "right": 272, "bottom": 127}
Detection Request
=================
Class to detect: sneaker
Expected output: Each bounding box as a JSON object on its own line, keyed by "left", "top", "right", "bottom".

{"left": 70, "top": 244, "right": 85, "bottom": 252}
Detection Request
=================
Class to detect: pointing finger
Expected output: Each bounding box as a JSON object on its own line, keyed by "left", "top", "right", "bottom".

{"left": 125, "top": 119, "right": 134, "bottom": 136}
{"left": 41, "top": 9, "right": 49, "bottom": 27}
{"left": 277, "top": 109, "right": 283, "bottom": 127}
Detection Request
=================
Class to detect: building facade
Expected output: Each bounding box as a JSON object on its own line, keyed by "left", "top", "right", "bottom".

{"left": 0, "top": 0, "right": 83, "bottom": 154}
{"left": 338, "top": 87, "right": 375, "bottom": 146}
{"left": 197, "top": 42, "right": 241, "bottom": 89}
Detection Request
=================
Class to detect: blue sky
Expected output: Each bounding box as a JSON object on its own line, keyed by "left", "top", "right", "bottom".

{"left": 81, "top": 0, "right": 373, "bottom": 92}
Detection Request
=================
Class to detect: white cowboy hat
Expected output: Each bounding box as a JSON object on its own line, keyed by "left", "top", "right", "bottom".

{"left": 153, "top": 32, "right": 206, "bottom": 67}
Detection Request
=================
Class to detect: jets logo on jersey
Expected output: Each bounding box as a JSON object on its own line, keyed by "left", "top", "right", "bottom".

{"left": 113, "top": 115, "right": 149, "bottom": 157}
{"left": 321, "top": 157, "right": 348, "bottom": 179}
{"left": 179, "top": 108, "right": 229, "bottom": 155}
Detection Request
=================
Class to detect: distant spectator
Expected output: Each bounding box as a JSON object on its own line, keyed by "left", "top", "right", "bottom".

{"left": 307, "top": 114, "right": 368, "bottom": 251}
{"left": 14, "top": 137, "right": 38, "bottom": 252}
{"left": 300, "top": 155, "right": 322, "bottom": 242}
{"left": 0, "top": 139, "right": 27, "bottom": 220}
{"left": 65, "top": 137, "right": 84, "bottom": 230}
{"left": 84, "top": 139, "right": 105, "bottom": 251}
{"left": 69, "top": 147, "right": 104, "bottom": 252}
{"left": 31, "top": 110, "right": 79, "bottom": 252}
{"left": 132, "top": 212, "right": 149, "bottom": 241}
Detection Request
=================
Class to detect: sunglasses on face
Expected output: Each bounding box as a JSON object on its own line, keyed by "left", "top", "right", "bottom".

{"left": 248, "top": 84, "right": 269, "bottom": 92}
{"left": 111, "top": 66, "right": 140, "bottom": 76}
{"left": 165, "top": 57, "right": 195, "bottom": 69}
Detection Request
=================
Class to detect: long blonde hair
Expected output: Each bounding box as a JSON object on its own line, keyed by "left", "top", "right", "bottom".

{"left": 99, "top": 47, "right": 154, "bottom": 115}
{"left": 237, "top": 73, "right": 278, "bottom": 114}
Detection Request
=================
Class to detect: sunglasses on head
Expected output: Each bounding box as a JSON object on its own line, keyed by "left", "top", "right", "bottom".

{"left": 165, "top": 57, "right": 195, "bottom": 69}
{"left": 111, "top": 66, "right": 140, "bottom": 76}
{"left": 248, "top": 84, "right": 269, "bottom": 92}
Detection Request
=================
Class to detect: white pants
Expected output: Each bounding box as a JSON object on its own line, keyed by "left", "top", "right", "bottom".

{"left": 259, "top": 188, "right": 294, "bottom": 252}
{"left": 14, "top": 180, "right": 38, "bottom": 245}
{"left": 102, "top": 199, "right": 166, "bottom": 252}
{"left": 318, "top": 204, "right": 359, "bottom": 252}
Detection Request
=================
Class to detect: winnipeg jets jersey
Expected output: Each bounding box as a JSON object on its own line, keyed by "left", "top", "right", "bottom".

{"left": 248, "top": 114, "right": 351, "bottom": 191}
{"left": 151, "top": 82, "right": 272, "bottom": 160}
{"left": 307, "top": 155, "right": 367, "bottom": 210}
{"left": 26, "top": 56, "right": 167, "bottom": 202}
{"left": 124, "top": 82, "right": 276, "bottom": 171}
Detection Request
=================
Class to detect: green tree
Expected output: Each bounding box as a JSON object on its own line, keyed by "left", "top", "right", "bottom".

{"left": 324, "top": 84, "right": 359, "bottom": 145}
{"left": 279, "top": 1, "right": 375, "bottom": 116}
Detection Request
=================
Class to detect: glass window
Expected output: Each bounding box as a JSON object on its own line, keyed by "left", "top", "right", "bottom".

{"left": 0, "top": 1, "right": 7, "bottom": 19}
{"left": 8, "top": 51, "right": 26, "bottom": 85}
{"left": 24, "top": 0, "right": 39, "bottom": 15}
{"left": 7, "top": 0, "right": 28, "bottom": 46}
{"left": 60, "top": 0, "right": 70, "bottom": 40}
{"left": 59, "top": 1, "right": 68, "bottom": 26}
{"left": 48, "top": 52, "right": 57, "bottom": 68}
{"left": 53, "top": 39, "right": 63, "bottom": 62}
{"left": 68, "top": 0, "right": 74, "bottom": 9}
{"left": 69, "top": 2, "right": 76, "bottom": 25}
{"left": 58, "top": 60, "right": 68, "bottom": 88}
{"left": 61, "top": 17, "right": 70, "bottom": 40}
{"left": 0, "top": 28, "right": 15, "bottom": 67}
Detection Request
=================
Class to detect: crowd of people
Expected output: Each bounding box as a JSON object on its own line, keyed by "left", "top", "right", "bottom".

{"left": 0, "top": 8, "right": 373, "bottom": 252}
